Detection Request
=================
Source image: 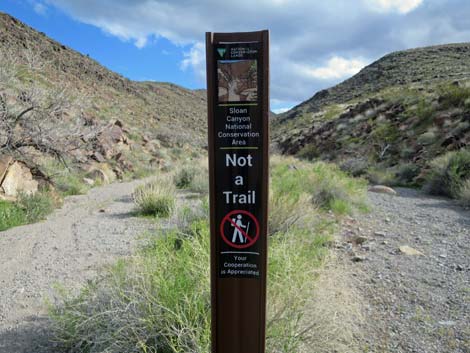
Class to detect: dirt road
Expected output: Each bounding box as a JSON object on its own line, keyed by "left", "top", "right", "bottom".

{"left": 343, "top": 188, "right": 470, "bottom": 353}
{"left": 0, "top": 179, "right": 157, "bottom": 353}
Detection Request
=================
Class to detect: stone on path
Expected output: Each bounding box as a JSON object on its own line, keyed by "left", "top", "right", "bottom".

{"left": 354, "top": 235, "right": 369, "bottom": 245}
{"left": 368, "top": 185, "right": 398, "bottom": 195}
{"left": 399, "top": 245, "right": 424, "bottom": 256}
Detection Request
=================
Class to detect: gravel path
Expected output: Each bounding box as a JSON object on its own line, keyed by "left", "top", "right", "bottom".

{"left": 0, "top": 179, "right": 158, "bottom": 353}
{"left": 341, "top": 188, "right": 470, "bottom": 353}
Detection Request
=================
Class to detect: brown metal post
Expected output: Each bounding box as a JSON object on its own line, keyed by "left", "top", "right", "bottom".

{"left": 206, "top": 30, "right": 269, "bottom": 353}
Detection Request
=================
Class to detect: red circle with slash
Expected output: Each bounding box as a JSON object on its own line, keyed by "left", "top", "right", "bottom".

{"left": 220, "top": 209, "right": 260, "bottom": 249}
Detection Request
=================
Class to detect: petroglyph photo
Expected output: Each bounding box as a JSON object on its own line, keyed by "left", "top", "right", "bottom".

{"left": 218, "top": 60, "right": 257, "bottom": 102}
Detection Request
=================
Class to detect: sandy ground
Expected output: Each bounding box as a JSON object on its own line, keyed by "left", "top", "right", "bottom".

{"left": 0, "top": 179, "right": 157, "bottom": 353}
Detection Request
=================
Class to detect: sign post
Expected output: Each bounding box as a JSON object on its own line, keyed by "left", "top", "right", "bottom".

{"left": 206, "top": 30, "right": 269, "bottom": 353}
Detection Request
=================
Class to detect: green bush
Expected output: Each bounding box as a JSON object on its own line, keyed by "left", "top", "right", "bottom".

{"left": 269, "top": 191, "right": 313, "bottom": 236}
{"left": 41, "top": 160, "right": 89, "bottom": 196}
{"left": 173, "top": 161, "right": 209, "bottom": 193}
{"left": 323, "top": 104, "right": 344, "bottom": 120}
{"left": 297, "top": 143, "right": 319, "bottom": 160}
{"left": 417, "top": 131, "right": 437, "bottom": 146}
{"left": 173, "top": 166, "right": 196, "bottom": 189}
{"left": 0, "top": 191, "right": 55, "bottom": 231}
{"left": 271, "top": 156, "right": 368, "bottom": 215}
{"left": 54, "top": 172, "right": 89, "bottom": 196}
{"left": 17, "top": 192, "right": 55, "bottom": 223}
{"left": 415, "top": 98, "right": 435, "bottom": 122}
{"left": 396, "top": 163, "right": 420, "bottom": 185}
{"left": 0, "top": 200, "right": 26, "bottom": 231}
{"left": 438, "top": 84, "right": 470, "bottom": 109}
{"left": 133, "top": 178, "right": 176, "bottom": 217}
{"left": 424, "top": 149, "right": 470, "bottom": 199}
{"left": 339, "top": 158, "right": 369, "bottom": 177}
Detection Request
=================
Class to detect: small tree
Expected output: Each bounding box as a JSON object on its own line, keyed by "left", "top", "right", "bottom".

{"left": 0, "top": 47, "right": 98, "bottom": 167}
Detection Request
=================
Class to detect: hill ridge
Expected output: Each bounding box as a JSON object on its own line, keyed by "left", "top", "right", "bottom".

{"left": 280, "top": 42, "right": 470, "bottom": 122}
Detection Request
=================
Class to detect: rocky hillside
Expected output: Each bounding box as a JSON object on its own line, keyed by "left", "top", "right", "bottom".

{"left": 278, "top": 43, "right": 470, "bottom": 123}
{"left": 0, "top": 12, "right": 206, "bottom": 199}
{"left": 274, "top": 43, "right": 470, "bottom": 186}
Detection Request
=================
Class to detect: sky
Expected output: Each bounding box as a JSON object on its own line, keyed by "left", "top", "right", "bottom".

{"left": 1, "top": 0, "right": 470, "bottom": 113}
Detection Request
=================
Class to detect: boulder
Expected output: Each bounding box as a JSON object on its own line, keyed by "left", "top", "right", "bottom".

{"left": 0, "top": 161, "right": 38, "bottom": 197}
{"left": 85, "top": 163, "right": 116, "bottom": 184}
{"left": 95, "top": 121, "right": 126, "bottom": 159}
{"left": 368, "top": 185, "right": 398, "bottom": 195}
{"left": 0, "top": 155, "right": 13, "bottom": 184}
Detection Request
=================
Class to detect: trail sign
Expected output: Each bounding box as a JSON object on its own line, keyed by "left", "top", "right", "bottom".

{"left": 206, "top": 30, "right": 269, "bottom": 353}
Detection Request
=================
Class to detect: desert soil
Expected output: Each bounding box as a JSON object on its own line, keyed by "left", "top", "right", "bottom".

{"left": 342, "top": 188, "right": 470, "bottom": 353}
{"left": 0, "top": 179, "right": 160, "bottom": 353}
{"left": 1, "top": 181, "right": 469, "bottom": 353}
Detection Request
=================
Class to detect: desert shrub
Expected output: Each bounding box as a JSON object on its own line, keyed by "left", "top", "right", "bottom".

{"left": 451, "top": 121, "right": 470, "bottom": 137}
{"left": 269, "top": 191, "right": 313, "bottom": 236}
{"left": 323, "top": 104, "right": 344, "bottom": 120}
{"left": 271, "top": 157, "right": 368, "bottom": 215}
{"left": 174, "top": 199, "right": 209, "bottom": 235}
{"left": 17, "top": 191, "right": 55, "bottom": 223}
{"left": 396, "top": 163, "right": 421, "bottom": 185}
{"left": 339, "top": 158, "right": 369, "bottom": 177}
{"left": 366, "top": 167, "right": 397, "bottom": 186}
{"left": 399, "top": 146, "right": 416, "bottom": 159}
{"left": 173, "top": 166, "right": 196, "bottom": 189}
{"left": 424, "top": 149, "right": 470, "bottom": 199}
{"left": 417, "top": 131, "right": 437, "bottom": 146}
{"left": 297, "top": 143, "right": 319, "bottom": 160}
{"left": 189, "top": 171, "right": 209, "bottom": 194}
{"left": 438, "top": 84, "right": 470, "bottom": 109}
{"left": 133, "top": 178, "right": 176, "bottom": 217}
{"left": 187, "top": 161, "right": 209, "bottom": 194}
{"left": 49, "top": 223, "right": 211, "bottom": 353}
{"left": 459, "top": 179, "right": 470, "bottom": 207}
{"left": 173, "top": 160, "right": 209, "bottom": 193}
{"left": 0, "top": 200, "right": 26, "bottom": 231}
{"left": 54, "top": 172, "right": 89, "bottom": 196}
{"left": 311, "top": 177, "right": 349, "bottom": 212}
{"left": 415, "top": 98, "right": 435, "bottom": 121}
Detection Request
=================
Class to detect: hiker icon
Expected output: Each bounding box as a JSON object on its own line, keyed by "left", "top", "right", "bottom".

{"left": 220, "top": 210, "right": 259, "bottom": 249}
{"left": 231, "top": 214, "right": 250, "bottom": 244}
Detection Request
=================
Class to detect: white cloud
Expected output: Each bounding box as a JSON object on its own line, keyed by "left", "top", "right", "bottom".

{"left": 134, "top": 37, "right": 148, "bottom": 49}
{"left": 272, "top": 107, "right": 290, "bottom": 114}
{"left": 33, "top": 2, "right": 48, "bottom": 15}
{"left": 297, "top": 56, "right": 367, "bottom": 80}
{"left": 181, "top": 42, "right": 205, "bottom": 81}
{"left": 365, "top": 0, "right": 423, "bottom": 14}
{"left": 43, "top": 0, "right": 470, "bottom": 104}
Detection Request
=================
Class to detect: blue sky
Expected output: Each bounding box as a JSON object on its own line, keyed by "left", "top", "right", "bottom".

{"left": 1, "top": 0, "right": 470, "bottom": 112}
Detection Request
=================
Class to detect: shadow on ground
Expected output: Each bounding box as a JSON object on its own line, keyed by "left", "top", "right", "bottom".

{"left": 0, "top": 316, "right": 56, "bottom": 353}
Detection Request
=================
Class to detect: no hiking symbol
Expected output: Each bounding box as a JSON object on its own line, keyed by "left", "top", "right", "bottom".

{"left": 220, "top": 210, "right": 259, "bottom": 249}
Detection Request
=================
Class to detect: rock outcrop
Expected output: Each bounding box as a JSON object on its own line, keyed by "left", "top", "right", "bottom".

{"left": 0, "top": 159, "right": 38, "bottom": 199}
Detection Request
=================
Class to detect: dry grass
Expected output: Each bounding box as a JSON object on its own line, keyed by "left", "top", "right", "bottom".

{"left": 298, "top": 255, "right": 364, "bottom": 353}
{"left": 173, "top": 158, "right": 209, "bottom": 194}
{"left": 133, "top": 177, "right": 176, "bottom": 217}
